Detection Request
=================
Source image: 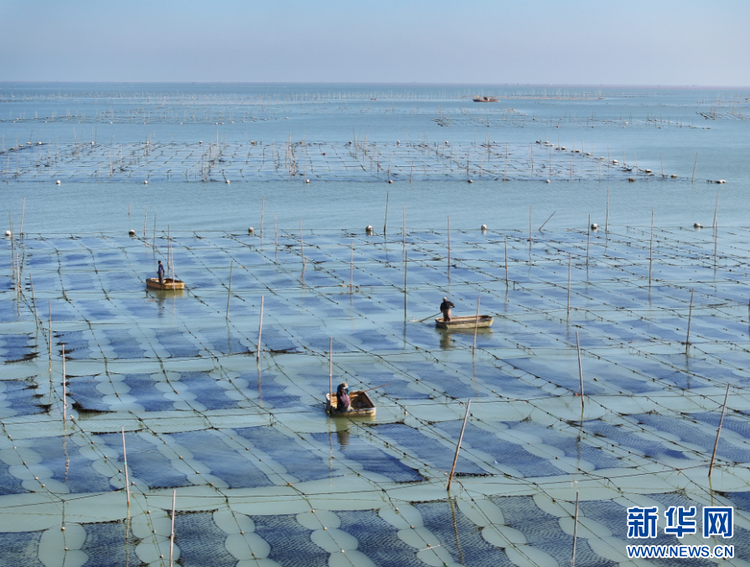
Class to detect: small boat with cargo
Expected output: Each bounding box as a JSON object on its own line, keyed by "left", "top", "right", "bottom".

{"left": 146, "top": 278, "right": 185, "bottom": 291}
{"left": 326, "top": 390, "right": 376, "bottom": 417}
{"left": 435, "top": 315, "right": 494, "bottom": 329}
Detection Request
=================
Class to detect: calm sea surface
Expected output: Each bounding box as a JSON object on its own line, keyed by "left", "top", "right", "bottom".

{"left": 1, "top": 83, "right": 748, "bottom": 233}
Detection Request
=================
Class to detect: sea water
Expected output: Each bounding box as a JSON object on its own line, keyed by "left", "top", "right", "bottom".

{"left": 1, "top": 84, "right": 750, "bottom": 567}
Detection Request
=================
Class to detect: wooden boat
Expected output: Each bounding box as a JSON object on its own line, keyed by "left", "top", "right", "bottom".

{"left": 435, "top": 315, "right": 494, "bottom": 329}
{"left": 326, "top": 390, "right": 376, "bottom": 417}
{"left": 146, "top": 277, "right": 185, "bottom": 291}
{"left": 473, "top": 96, "right": 498, "bottom": 103}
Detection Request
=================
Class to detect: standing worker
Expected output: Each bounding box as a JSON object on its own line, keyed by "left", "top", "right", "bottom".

{"left": 157, "top": 260, "right": 165, "bottom": 284}
{"left": 440, "top": 297, "right": 455, "bottom": 322}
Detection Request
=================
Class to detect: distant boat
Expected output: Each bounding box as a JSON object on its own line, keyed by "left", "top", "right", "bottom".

{"left": 473, "top": 96, "right": 498, "bottom": 103}
{"left": 146, "top": 278, "right": 185, "bottom": 291}
{"left": 326, "top": 390, "right": 376, "bottom": 417}
{"left": 436, "top": 315, "right": 494, "bottom": 329}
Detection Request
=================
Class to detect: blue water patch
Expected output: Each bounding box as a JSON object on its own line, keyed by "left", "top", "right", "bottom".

{"left": 233, "top": 426, "right": 332, "bottom": 483}
{"left": 508, "top": 357, "right": 607, "bottom": 395}
{"left": 337, "top": 510, "right": 431, "bottom": 566}
{"left": 33, "top": 436, "right": 114, "bottom": 493}
{"left": 633, "top": 413, "right": 750, "bottom": 463}
{"left": 253, "top": 514, "right": 329, "bottom": 567}
{"left": 494, "top": 496, "right": 617, "bottom": 567}
{"left": 120, "top": 374, "right": 174, "bottom": 411}
{"left": 1, "top": 381, "right": 45, "bottom": 416}
{"left": 435, "top": 422, "right": 566, "bottom": 477}
{"left": 153, "top": 328, "right": 200, "bottom": 358}
{"left": 471, "top": 365, "right": 547, "bottom": 398}
{"left": 415, "top": 501, "right": 514, "bottom": 566}
{"left": 404, "top": 362, "right": 485, "bottom": 399}
{"left": 507, "top": 422, "right": 622, "bottom": 470}
{"left": 101, "top": 329, "right": 147, "bottom": 359}
{"left": 197, "top": 327, "right": 247, "bottom": 355}
{"left": 369, "top": 423, "right": 486, "bottom": 475}
{"left": 97, "top": 432, "right": 190, "bottom": 489}
{"left": 173, "top": 512, "right": 236, "bottom": 567}
{"left": 240, "top": 373, "right": 301, "bottom": 409}
{"left": 67, "top": 376, "right": 111, "bottom": 412}
{"left": 54, "top": 330, "right": 90, "bottom": 359}
{"left": 584, "top": 420, "right": 691, "bottom": 462}
{"left": 169, "top": 430, "right": 273, "bottom": 489}
{"left": 176, "top": 372, "right": 237, "bottom": 411}
{"left": 79, "top": 521, "right": 129, "bottom": 567}
{"left": 0, "top": 452, "right": 27, "bottom": 494}
{"left": 0, "top": 531, "right": 45, "bottom": 567}
{"left": 0, "top": 334, "right": 36, "bottom": 363}
{"left": 310, "top": 431, "right": 423, "bottom": 483}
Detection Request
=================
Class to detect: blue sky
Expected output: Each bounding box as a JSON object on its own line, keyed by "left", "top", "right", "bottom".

{"left": 1, "top": 0, "right": 747, "bottom": 85}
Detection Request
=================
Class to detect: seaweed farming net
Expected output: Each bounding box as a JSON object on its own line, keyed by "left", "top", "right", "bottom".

{"left": 1, "top": 225, "right": 749, "bottom": 566}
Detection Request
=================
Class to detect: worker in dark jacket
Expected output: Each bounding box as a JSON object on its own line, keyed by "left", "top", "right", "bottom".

{"left": 157, "top": 260, "right": 165, "bottom": 284}
{"left": 336, "top": 382, "right": 351, "bottom": 411}
{"left": 440, "top": 297, "right": 455, "bottom": 322}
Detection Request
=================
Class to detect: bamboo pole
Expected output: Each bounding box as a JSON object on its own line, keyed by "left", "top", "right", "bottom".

{"left": 328, "top": 337, "right": 333, "bottom": 411}
{"left": 605, "top": 186, "right": 609, "bottom": 232}
{"left": 350, "top": 242, "right": 354, "bottom": 293}
{"left": 649, "top": 209, "right": 654, "bottom": 285}
{"left": 447, "top": 216, "right": 451, "bottom": 269}
{"left": 121, "top": 427, "right": 130, "bottom": 507}
{"left": 20, "top": 198, "right": 25, "bottom": 239}
{"left": 256, "top": 296, "right": 264, "bottom": 361}
{"left": 29, "top": 274, "right": 38, "bottom": 330}
{"left": 62, "top": 344, "right": 67, "bottom": 421}
{"left": 567, "top": 253, "right": 572, "bottom": 315}
{"left": 226, "top": 260, "right": 233, "bottom": 319}
{"left": 447, "top": 399, "right": 472, "bottom": 491}
{"left": 538, "top": 211, "right": 556, "bottom": 232}
{"left": 575, "top": 331, "right": 584, "bottom": 407}
{"left": 571, "top": 491, "right": 580, "bottom": 567}
{"left": 586, "top": 214, "right": 591, "bottom": 268}
{"left": 48, "top": 301, "right": 52, "bottom": 371}
{"left": 708, "top": 384, "right": 730, "bottom": 477}
{"left": 170, "top": 490, "right": 176, "bottom": 567}
{"left": 299, "top": 220, "right": 305, "bottom": 278}
{"left": 504, "top": 236, "right": 509, "bottom": 286}
{"left": 691, "top": 153, "right": 698, "bottom": 183}
{"left": 383, "top": 191, "right": 389, "bottom": 236}
{"left": 472, "top": 295, "right": 480, "bottom": 356}
{"left": 685, "top": 289, "right": 694, "bottom": 353}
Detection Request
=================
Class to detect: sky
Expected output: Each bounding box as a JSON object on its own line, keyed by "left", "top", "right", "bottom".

{"left": 0, "top": 0, "right": 748, "bottom": 86}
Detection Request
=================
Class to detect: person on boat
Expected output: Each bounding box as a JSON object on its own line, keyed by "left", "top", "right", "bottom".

{"left": 157, "top": 260, "right": 165, "bottom": 284}
{"left": 336, "top": 382, "right": 351, "bottom": 412}
{"left": 440, "top": 297, "right": 455, "bottom": 322}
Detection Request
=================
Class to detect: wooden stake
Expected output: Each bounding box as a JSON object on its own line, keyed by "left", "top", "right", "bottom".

{"left": 708, "top": 384, "right": 730, "bottom": 477}
{"left": 586, "top": 214, "right": 591, "bottom": 268}
{"left": 256, "top": 296, "right": 264, "bottom": 361}
{"left": 447, "top": 399, "right": 471, "bottom": 491}
{"left": 261, "top": 196, "right": 265, "bottom": 239}
{"left": 538, "top": 211, "right": 555, "bottom": 232}
{"left": 350, "top": 242, "right": 354, "bottom": 293}
{"left": 20, "top": 198, "right": 25, "bottom": 239}
{"left": 121, "top": 427, "right": 130, "bottom": 507}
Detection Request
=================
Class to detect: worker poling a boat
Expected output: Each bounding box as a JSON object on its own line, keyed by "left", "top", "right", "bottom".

{"left": 336, "top": 382, "right": 351, "bottom": 411}
{"left": 440, "top": 297, "right": 455, "bottom": 322}
{"left": 157, "top": 260, "right": 165, "bottom": 284}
